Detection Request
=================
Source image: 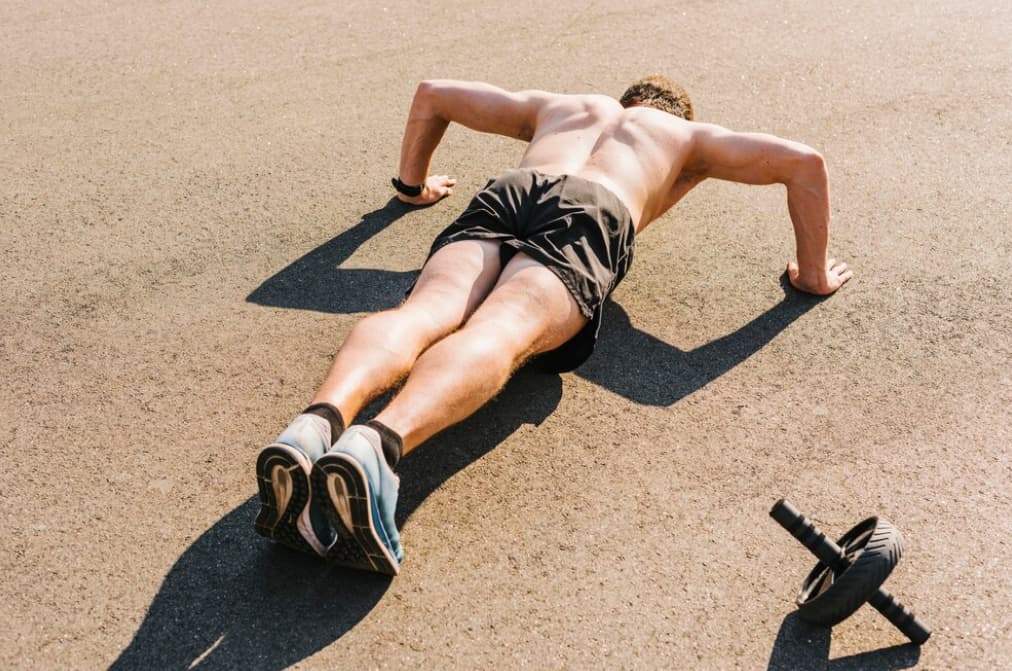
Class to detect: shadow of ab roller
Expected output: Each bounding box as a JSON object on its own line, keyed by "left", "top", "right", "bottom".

{"left": 770, "top": 499, "right": 931, "bottom": 645}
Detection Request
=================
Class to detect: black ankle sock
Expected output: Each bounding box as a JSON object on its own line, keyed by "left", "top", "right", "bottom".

{"left": 302, "top": 402, "right": 345, "bottom": 445}
{"left": 366, "top": 420, "right": 403, "bottom": 470}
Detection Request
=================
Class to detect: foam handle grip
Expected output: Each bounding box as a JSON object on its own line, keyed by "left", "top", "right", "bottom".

{"left": 769, "top": 498, "right": 849, "bottom": 572}
{"left": 869, "top": 589, "right": 932, "bottom": 645}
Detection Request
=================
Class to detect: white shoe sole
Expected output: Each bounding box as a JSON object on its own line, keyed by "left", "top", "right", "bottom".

{"left": 313, "top": 453, "right": 400, "bottom": 575}
{"left": 254, "top": 443, "right": 325, "bottom": 556}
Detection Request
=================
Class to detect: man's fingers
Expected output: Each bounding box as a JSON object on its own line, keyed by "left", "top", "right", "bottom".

{"left": 838, "top": 269, "right": 854, "bottom": 283}
{"left": 430, "top": 175, "right": 456, "bottom": 189}
{"left": 832, "top": 261, "right": 848, "bottom": 273}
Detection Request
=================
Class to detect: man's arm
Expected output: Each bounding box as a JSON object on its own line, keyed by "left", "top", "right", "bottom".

{"left": 395, "top": 80, "right": 556, "bottom": 205}
{"left": 689, "top": 123, "right": 853, "bottom": 295}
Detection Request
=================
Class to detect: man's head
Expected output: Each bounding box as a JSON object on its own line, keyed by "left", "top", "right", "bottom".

{"left": 619, "top": 75, "right": 694, "bottom": 120}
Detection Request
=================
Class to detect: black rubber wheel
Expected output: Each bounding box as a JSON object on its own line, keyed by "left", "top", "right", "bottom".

{"left": 796, "top": 516, "right": 904, "bottom": 626}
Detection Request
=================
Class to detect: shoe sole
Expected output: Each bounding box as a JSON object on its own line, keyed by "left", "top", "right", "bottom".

{"left": 312, "top": 453, "right": 400, "bottom": 575}
{"left": 254, "top": 444, "right": 325, "bottom": 556}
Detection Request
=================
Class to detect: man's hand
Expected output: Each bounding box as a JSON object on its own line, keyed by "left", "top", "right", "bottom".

{"left": 396, "top": 174, "right": 456, "bottom": 206}
{"left": 787, "top": 258, "right": 853, "bottom": 296}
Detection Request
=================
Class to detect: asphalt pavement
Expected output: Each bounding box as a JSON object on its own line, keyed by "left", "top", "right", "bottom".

{"left": 2, "top": 1, "right": 1009, "bottom": 668}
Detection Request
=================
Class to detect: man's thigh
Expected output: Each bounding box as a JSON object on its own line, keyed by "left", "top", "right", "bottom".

{"left": 403, "top": 239, "right": 503, "bottom": 331}
{"left": 464, "top": 252, "right": 588, "bottom": 357}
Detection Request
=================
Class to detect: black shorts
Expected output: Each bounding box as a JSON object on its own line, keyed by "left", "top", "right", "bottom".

{"left": 420, "top": 168, "right": 635, "bottom": 372}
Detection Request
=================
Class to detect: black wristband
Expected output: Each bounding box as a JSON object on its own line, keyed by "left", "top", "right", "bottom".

{"left": 391, "top": 177, "right": 423, "bottom": 197}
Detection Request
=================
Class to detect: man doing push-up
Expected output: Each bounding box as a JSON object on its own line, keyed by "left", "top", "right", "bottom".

{"left": 254, "top": 76, "right": 852, "bottom": 574}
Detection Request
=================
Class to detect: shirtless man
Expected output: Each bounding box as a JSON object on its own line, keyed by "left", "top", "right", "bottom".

{"left": 254, "top": 76, "right": 853, "bottom": 575}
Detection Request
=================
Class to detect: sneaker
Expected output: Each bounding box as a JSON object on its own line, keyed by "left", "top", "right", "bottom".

{"left": 254, "top": 414, "right": 336, "bottom": 556}
{"left": 312, "top": 425, "right": 403, "bottom": 575}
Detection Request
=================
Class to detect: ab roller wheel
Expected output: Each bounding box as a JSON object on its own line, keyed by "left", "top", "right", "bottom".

{"left": 770, "top": 499, "right": 931, "bottom": 644}
{"left": 796, "top": 515, "right": 903, "bottom": 626}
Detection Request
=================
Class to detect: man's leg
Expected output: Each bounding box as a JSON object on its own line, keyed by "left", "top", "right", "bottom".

{"left": 255, "top": 239, "right": 502, "bottom": 556}
{"left": 313, "top": 252, "right": 588, "bottom": 573}
{"left": 374, "top": 252, "right": 588, "bottom": 450}
{"left": 311, "top": 239, "right": 504, "bottom": 425}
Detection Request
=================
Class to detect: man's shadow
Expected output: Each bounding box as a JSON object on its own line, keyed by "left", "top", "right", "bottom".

{"left": 110, "top": 368, "right": 564, "bottom": 670}
{"left": 580, "top": 287, "right": 818, "bottom": 406}
{"left": 766, "top": 613, "right": 921, "bottom": 670}
{"left": 245, "top": 198, "right": 420, "bottom": 314}
{"left": 112, "top": 202, "right": 827, "bottom": 669}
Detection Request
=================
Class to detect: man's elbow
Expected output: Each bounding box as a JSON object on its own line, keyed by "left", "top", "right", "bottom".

{"left": 783, "top": 148, "right": 827, "bottom": 186}
{"left": 802, "top": 148, "right": 826, "bottom": 174}
{"left": 413, "top": 80, "right": 437, "bottom": 105}
{"left": 412, "top": 80, "right": 445, "bottom": 116}
{"left": 415, "top": 79, "right": 440, "bottom": 96}
{"left": 413, "top": 79, "right": 464, "bottom": 123}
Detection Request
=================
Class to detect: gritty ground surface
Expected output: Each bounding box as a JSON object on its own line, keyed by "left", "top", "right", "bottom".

{"left": 2, "top": 1, "right": 1010, "bottom": 669}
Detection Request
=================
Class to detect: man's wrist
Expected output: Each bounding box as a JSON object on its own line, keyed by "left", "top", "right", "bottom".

{"left": 391, "top": 177, "right": 424, "bottom": 197}
{"left": 796, "top": 267, "right": 831, "bottom": 291}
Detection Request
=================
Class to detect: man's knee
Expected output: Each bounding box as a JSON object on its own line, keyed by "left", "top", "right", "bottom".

{"left": 456, "top": 316, "right": 539, "bottom": 369}
{"left": 400, "top": 288, "right": 470, "bottom": 338}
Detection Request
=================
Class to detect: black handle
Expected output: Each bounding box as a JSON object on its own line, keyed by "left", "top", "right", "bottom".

{"left": 868, "top": 588, "right": 932, "bottom": 645}
{"left": 769, "top": 498, "right": 850, "bottom": 572}
{"left": 770, "top": 499, "right": 931, "bottom": 644}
